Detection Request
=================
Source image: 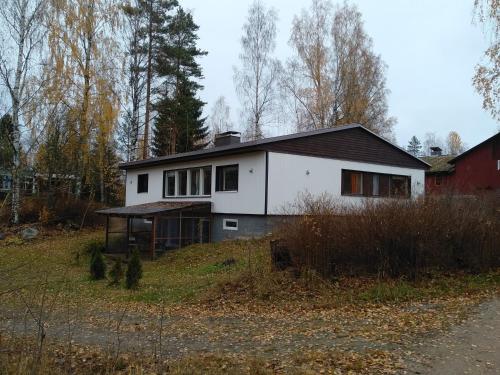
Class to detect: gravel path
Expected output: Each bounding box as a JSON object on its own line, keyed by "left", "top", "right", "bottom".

{"left": 405, "top": 297, "right": 500, "bottom": 374}
{"left": 1, "top": 297, "right": 499, "bottom": 373}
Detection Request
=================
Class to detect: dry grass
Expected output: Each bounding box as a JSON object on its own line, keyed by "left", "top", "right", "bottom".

{"left": 278, "top": 194, "right": 500, "bottom": 279}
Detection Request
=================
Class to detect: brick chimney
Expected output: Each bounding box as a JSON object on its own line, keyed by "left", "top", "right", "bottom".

{"left": 214, "top": 131, "right": 241, "bottom": 147}
{"left": 430, "top": 146, "right": 442, "bottom": 156}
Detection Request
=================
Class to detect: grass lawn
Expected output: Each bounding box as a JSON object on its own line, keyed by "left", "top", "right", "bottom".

{"left": 1, "top": 228, "right": 499, "bottom": 309}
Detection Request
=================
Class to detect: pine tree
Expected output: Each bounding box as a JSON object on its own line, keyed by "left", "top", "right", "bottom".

{"left": 407, "top": 136, "right": 422, "bottom": 156}
{"left": 126, "top": 249, "right": 143, "bottom": 289}
{"left": 152, "top": 6, "right": 208, "bottom": 156}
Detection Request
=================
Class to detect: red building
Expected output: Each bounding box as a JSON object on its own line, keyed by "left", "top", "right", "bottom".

{"left": 422, "top": 132, "right": 500, "bottom": 197}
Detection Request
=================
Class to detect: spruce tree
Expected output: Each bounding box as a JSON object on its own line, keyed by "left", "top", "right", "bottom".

{"left": 152, "top": 6, "right": 208, "bottom": 156}
{"left": 407, "top": 136, "right": 422, "bottom": 157}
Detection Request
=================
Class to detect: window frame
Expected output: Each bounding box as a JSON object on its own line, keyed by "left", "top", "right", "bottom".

{"left": 215, "top": 164, "right": 239, "bottom": 192}
{"left": 223, "top": 218, "right": 238, "bottom": 231}
{"left": 137, "top": 173, "right": 149, "bottom": 194}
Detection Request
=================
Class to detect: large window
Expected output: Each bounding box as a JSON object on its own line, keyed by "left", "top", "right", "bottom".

{"left": 341, "top": 169, "right": 410, "bottom": 198}
{"left": 216, "top": 164, "right": 238, "bottom": 192}
{"left": 137, "top": 173, "right": 148, "bottom": 193}
{"left": 162, "top": 166, "right": 212, "bottom": 197}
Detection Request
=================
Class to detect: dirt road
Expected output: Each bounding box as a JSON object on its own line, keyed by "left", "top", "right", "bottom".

{"left": 405, "top": 297, "right": 500, "bottom": 374}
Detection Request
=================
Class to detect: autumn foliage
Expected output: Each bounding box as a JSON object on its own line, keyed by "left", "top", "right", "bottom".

{"left": 278, "top": 194, "right": 500, "bottom": 279}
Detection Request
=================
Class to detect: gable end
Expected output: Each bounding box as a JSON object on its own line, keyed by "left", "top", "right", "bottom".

{"left": 262, "top": 127, "right": 427, "bottom": 169}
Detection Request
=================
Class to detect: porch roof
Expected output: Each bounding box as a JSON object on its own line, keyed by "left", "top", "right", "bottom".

{"left": 96, "top": 201, "right": 211, "bottom": 217}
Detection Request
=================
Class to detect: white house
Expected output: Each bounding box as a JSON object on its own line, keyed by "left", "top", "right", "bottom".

{"left": 98, "top": 124, "right": 428, "bottom": 257}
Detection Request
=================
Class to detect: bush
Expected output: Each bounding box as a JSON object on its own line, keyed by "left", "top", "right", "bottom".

{"left": 109, "top": 257, "right": 124, "bottom": 286}
{"left": 278, "top": 193, "right": 500, "bottom": 280}
{"left": 126, "top": 249, "right": 143, "bottom": 289}
{"left": 89, "top": 244, "right": 107, "bottom": 280}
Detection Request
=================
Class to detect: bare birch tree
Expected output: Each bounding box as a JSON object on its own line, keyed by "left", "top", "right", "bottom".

{"left": 283, "top": 0, "right": 395, "bottom": 138}
{"left": 121, "top": 1, "right": 147, "bottom": 161}
{"left": 0, "top": 0, "right": 47, "bottom": 224}
{"left": 234, "top": 0, "right": 280, "bottom": 140}
{"left": 207, "top": 96, "right": 233, "bottom": 145}
{"left": 473, "top": 0, "right": 499, "bottom": 121}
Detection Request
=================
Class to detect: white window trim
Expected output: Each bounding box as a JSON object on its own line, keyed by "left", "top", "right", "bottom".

{"left": 497, "top": 160, "right": 500, "bottom": 171}
{"left": 223, "top": 218, "right": 238, "bottom": 231}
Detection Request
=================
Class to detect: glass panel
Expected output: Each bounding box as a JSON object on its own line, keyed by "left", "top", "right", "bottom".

{"left": 178, "top": 170, "right": 187, "bottom": 195}
{"left": 373, "top": 174, "right": 380, "bottom": 196}
{"left": 362, "top": 172, "right": 373, "bottom": 197}
{"left": 350, "top": 172, "right": 362, "bottom": 194}
{"left": 223, "top": 166, "right": 238, "bottom": 191}
{"left": 203, "top": 167, "right": 211, "bottom": 195}
{"left": 390, "top": 176, "right": 408, "bottom": 197}
{"left": 137, "top": 174, "right": 148, "bottom": 193}
{"left": 379, "top": 175, "right": 390, "bottom": 197}
{"left": 190, "top": 169, "right": 200, "bottom": 195}
{"left": 166, "top": 171, "right": 175, "bottom": 196}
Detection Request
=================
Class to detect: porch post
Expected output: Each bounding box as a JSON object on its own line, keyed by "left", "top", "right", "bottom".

{"left": 151, "top": 215, "right": 156, "bottom": 260}
{"left": 105, "top": 215, "right": 109, "bottom": 252}
{"left": 126, "top": 216, "right": 130, "bottom": 258}
{"left": 178, "top": 211, "right": 182, "bottom": 249}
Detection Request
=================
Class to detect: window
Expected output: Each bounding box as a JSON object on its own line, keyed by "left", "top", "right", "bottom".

{"left": 165, "top": 171, "right": 176, "bottom": 196}
{"left": 435, "top": 175, "right": 442, "bottom": 186}
{"left": 177, "top": 170, "right": 187, "bottom": 196}
{"left": 190, "top": 168, "right": 200, "bottom": 195}
{"left": 390, "top": 175, "right": 409, "bottom": 197}
{"left": 216, "top": 164, "right": 238, "bottom": 192}
{"left": 137, "top": 174, "right": 148, "bottom": 193}
{"left": 0, "top": 175, "right": 12, "bottom": 190}
{"left": 223, "top": 218, "right": 238, "bottom": 231}
{"left": 341, "top": 170, "right": 410, "bottom": 198}
{"left": 203, "top": 166, "right": 211, "bottom": 195}
{"left": 162, "top": 166, "right": 212, "bottom": 197}
{"left": 341, "top": 170, "right": 363, "bottom": 195}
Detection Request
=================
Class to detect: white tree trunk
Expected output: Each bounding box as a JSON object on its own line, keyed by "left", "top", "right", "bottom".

{"left": 10, "top": 0, "right": 28, "bottom": 225}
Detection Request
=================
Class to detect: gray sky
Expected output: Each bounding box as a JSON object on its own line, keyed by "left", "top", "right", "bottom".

{"left": 182, "top": 0, "right": 498, "bottom": 149}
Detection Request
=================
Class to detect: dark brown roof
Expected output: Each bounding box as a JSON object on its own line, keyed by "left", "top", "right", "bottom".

{"left": 96, "top": 201, "right": 211, "bottom": 217}
{"left": 449, "top": 132, "right": 500, "bottom": 164}
{"left": 420, "top": 156, "right": 455, "bottom": 174}
{"left": 120, "top": 124, "right": 430, "bottom": 170}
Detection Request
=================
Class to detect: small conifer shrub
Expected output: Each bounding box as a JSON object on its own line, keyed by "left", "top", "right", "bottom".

{"left": 90, "top": 245, "right": 106, "bottom": 280}
{"left": 125, "top": 249, "right": 143, "bottom": 289}
{"left": 109, "top": 257, "right": 124, "bottom": 286}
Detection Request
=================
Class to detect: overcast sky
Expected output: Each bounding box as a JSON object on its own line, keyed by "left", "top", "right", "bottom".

{"left": 182, "top": 0, "right": 498, "bottom": 149}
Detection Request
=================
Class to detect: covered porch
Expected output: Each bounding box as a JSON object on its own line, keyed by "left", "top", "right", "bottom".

{"left": 96, "top": 201, "right": 212, "bottom": 259}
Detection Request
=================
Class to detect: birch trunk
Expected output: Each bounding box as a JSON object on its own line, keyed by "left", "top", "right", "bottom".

{"left": 10, "top": 0, "right": 28, "bottom": 225}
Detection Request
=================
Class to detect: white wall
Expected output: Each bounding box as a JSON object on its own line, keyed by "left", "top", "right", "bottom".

{"left": 125, "top": 151, "right": 267, "bottom": 215}
{"left": 267, "top": 152, "right": 426, "bottom": 214}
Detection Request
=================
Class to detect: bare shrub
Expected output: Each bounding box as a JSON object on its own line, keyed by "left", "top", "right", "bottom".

{"left": 277, "top": 193, "right": 500, "bottom": 279}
